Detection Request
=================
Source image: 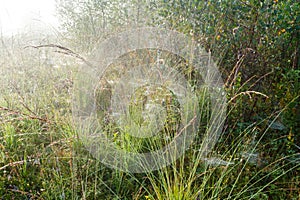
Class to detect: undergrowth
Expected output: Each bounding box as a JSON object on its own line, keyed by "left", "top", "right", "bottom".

{"left": 0, "top": 35, "right": 299, "bottom": 199}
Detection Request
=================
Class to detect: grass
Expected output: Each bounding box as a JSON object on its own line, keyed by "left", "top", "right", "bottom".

{"left": 0, "top": 34, "right": 299, "bottom": 200}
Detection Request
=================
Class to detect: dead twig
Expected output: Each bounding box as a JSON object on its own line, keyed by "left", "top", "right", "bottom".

{"left": 24, "top": 44, "right": 93, "bottom": 67}
{"left": 10, "top": 81, "right": 39, "bottom": 117}
{"left": 0, "top": 106, "right": 51, "bottom": 124}
{"left": 228, "top": 91, "right": 269, "bottom": 104}
{"left": 0, "top": 159, "right": 35, "bottom": 171}
{"left": 225, "top": 55, "right": 245, "bottom": 88}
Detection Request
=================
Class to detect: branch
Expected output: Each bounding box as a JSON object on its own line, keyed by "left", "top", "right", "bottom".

{"left": 0, "top": 106, "right": 51, "bottom": 124}
{"left": 228, "top": 91, "right": 269, "bottom": 104}
{"left": 0, "top": 159, "right": 35, "bottom": 171}
{"left": 24, "top": 44, "right": 93, "bottom": 67}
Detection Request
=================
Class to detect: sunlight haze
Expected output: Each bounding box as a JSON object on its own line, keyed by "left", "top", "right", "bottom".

{"left": 0, "top": 0, "right": 58, "bottom": 35}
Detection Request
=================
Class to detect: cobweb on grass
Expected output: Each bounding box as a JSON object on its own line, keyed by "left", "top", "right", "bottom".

{"left": 72, "top": 27, "right": 227, "bottom": 173}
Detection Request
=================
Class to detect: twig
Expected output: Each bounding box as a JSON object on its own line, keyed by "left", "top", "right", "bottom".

{"left": 0, "top": 159, "right": 34, "bottom": 171}
{"left": 228, "top": 91, "right": 269, "bottom": 104}
{"left": 249, "top": 71, "right": 273, "bottom": 90}
{"left": 225, "top": 55, "right": 245, "bottom": 88}
{"left": 10, "top": 81, "right": 39, "bottom": 117}
{"left": 236, "top": 74, "right": 256, "bottom": 92}
{"left": 24, "top": 44, "right": 93, "bottom": 67}
{"left": 0, "top": 106, "right": 51, "bottom": 124}
{"left": 46, "top": 138, "right": 73, "bottom": 148}
{"left": 176, "top": 114, "right": 197, "bottom": 137}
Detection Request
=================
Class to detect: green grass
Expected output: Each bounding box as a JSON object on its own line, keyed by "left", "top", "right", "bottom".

{"left": 0, "top": 35, "right": 299, "bottom": 200}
